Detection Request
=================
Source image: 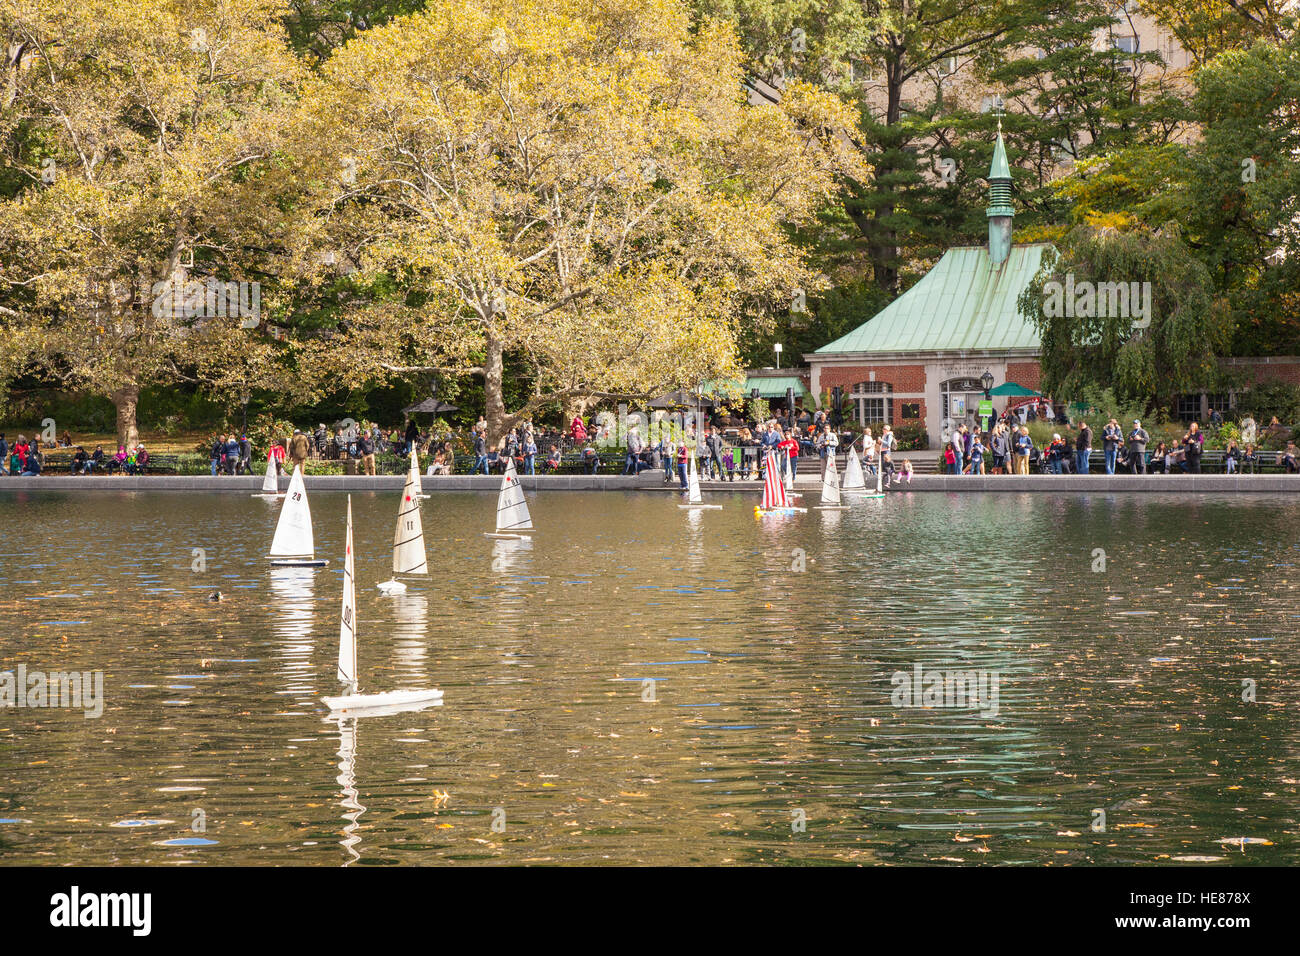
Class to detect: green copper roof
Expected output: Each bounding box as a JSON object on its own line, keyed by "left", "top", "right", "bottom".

{"left": 746, "top": 375, "right": 809, "bottom": 399}
{"left": 700, "top": 375, "right": 808, "bottom": 399}
{"left": 813, "top": 243, "right": 1053, "bottom": 355}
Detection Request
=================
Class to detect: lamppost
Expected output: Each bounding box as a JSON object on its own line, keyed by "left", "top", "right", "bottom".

{"left": 240, "top": 388, "right": 251, "bottom": 436}
{"left": 774, "top": 342, "right": 783, "bottom": 369}
{"left": 980, "top": 370, "right": 994, "bottom": 433}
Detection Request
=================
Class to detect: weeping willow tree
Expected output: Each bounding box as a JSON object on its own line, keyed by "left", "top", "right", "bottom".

{"left": 1019, "top": 223, "right": 1233, "bottom": 413}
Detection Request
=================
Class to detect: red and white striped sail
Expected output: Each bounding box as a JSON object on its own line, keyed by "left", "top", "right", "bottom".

{"left": 761, "top": 451, "right": 788, "bottom": 509}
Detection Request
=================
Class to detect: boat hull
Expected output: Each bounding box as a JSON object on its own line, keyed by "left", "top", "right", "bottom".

{"left": 323, "top": 687, "right": 444, "bottom": 714}
{"left": 679, "top": 504, "right": 723, "bottom": 509}
{"left": 755, "top": 507, "right": 808, "bottom": 515}
{"left": 269, "top": 557, "right": 329, "bottom": 567}
{"left": 484, "top": 532, "right": 531, "bottom": 539}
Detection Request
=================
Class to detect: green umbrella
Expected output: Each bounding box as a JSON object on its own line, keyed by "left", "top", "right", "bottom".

{"left": 988, "top": 382, "right": 1042, "bottom": 398}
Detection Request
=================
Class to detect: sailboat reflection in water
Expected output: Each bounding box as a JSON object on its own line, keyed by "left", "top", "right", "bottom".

{"left": 268, "top": 566, "right": 316, "bottom": 703}
{"left": 334, "top": 716, "right": 364, "bottom": 866}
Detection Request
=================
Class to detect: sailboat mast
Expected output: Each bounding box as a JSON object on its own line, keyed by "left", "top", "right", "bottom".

{"left": 339, "top": 495, "right": 358, "bottom": 687}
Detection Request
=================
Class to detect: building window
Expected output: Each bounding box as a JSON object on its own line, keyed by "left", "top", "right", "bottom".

{"left": 1176, "top": 393, "right": 1201, "bottom": 422}
{"left": 1207, "top": 392, "right": 1234, "bottom": 415}
{"left": 1114, "top": 35, "right": 1138, "bottom": 54}
{"left": 937, "top": 55, "right": 958, "bottom": 77}
{"left": 851, "top": 381, "right": 893, "bottom": 426}
{"left": 900, "top": 402, "right": 921, "bottom": 419}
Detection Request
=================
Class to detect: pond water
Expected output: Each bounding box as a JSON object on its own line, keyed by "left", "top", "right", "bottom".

{"left": 0, "top": 488, "right": 1296, "bottom": 865}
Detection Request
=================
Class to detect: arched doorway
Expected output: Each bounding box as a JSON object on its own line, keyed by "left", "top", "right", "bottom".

{"left": 940, "top": 377, "right": 984, "bottom": 442}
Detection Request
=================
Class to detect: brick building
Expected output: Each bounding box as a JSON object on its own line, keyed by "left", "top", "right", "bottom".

{"left": 805, "top": 126, "right": 1050, "bottom": 448}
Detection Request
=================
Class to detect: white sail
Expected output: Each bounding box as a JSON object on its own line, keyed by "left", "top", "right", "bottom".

{"left": 843, "top": 446, "right": 867, "bottom": 492}
{"left": 821, "top": 452, "right": 842, "bottom": 506}
{"left": 496, "top": 457, "right": 533, "bottom": 532}
{"left": 261, "top": 449, "right": 278, "bottom": 493}
{"left": 409, "top": 448, "right": 425, "bottom": 497}
{"left": 392, "top": 466, "right": 429, "bottom": 575}
{"left": 269, "top": 466, "right": 315, "bottom": 557}
{"left": 338, "top": 496, "right": 357, "bottom": 686}
{"left": 686, "top": 453, "right": 703, "bottom": 504}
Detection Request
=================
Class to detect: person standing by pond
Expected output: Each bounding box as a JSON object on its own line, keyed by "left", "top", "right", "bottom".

{"left": 1127, "top": 420, "right": 1149, "bottom": 474}
{"left": 624, "top": 423, "right": 643, "bottom": 475}
{"left": 522, "top": 424, "right": 537, "bottom": 475}
{"left": 990, "top": 424, "right": 1008, "bottom": 475}
{"left": 0, "top": 434, "right": 7, "bottom": 475}
{"left": 777, "top": 427, "right": 800, "bottom": 482}
{"left": 676, "top": 441, "right": 688, "bottom": 490}
{"left": 1075, "top": 420, "right": 1092, "bottom": 475}
{"left": 967, "top": 432, "right": 985, "bottom": 475}
{"left": 1102, "top": 419, "right": 1122, "bottom": 474}
{"left": 949, "top": 425, "right": 965, "bottom": 476}
{"left": 289, "top": 428, "right": 311, "bottom": 472}
{"left": 861, "top": 428, "right": 876, "bottom": 475}
{"left": 356, "top": 429, "right": 376, "bottom": 476}
{"left": 210, "top": 434, "right": 224, "bottom": 475}
{"left": 706, "top": 426, "right": 727, "bottom": 481}
{"left": 1013, "top": 426, "right": 1032, "bottom": 475}
{"left": 472, "top": 426, "right": 489, "bottom": 474}
{"left": 223, "top": 434, "right": 240, "bottom": 475}
{"left": 1183, "top": 421, "right": 1204, "bottom": 473}
{"left": 815, "top": 423, "right": 837, "bottom": 477}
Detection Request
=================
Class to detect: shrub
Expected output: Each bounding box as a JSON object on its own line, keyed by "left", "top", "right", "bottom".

{"left": 891, "top": 422, "right": 928, "bottom": 451}
{"left": 1236, "top": 380, "right": 1300, "bottom": 428}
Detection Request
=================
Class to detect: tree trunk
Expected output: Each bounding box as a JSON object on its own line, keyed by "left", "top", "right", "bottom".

{"left": 483, "top": 332, "right": 507, "bottom": 446}
{"left": 114, "top": 384, "right": 140, "bottom": 449}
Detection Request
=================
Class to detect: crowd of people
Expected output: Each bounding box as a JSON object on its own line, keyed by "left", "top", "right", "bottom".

{"left": 8, "top": 404, "right": 1297, "bottom": 481}
{"left": 0, "top": 432, "right": 153, "bottom": 475}
{"left": 943, "top": 415, "right": 1297, "bottom": 475}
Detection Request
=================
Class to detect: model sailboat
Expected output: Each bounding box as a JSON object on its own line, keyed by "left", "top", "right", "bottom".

{"left": 814, "top": 452, "right": 850, "bottom": 510}
{"left": 252, "top": 449, "right": 284, "bottom": 499}
{"left": 376, "top": 463, "right": 429, "bottom": 593}
{"left": 322, "top": 496, "right": 443, "bottom": 714}
{"left": 485, "top": 457, "right": 533, "bottom": 539}
{"left": 268, "top": 466, "right": 328, "bottom": 566}
{"left": 755, "top": 450, "right": 806, "bottom": 515}
{"left": 842, "top": 445, "right": 868, "bottom": 494}
{"left": 866, "top": 452, "right": 885, "bottom": 498}
{"left": 678, "top": 452, "right": 722, "bottom": 510}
